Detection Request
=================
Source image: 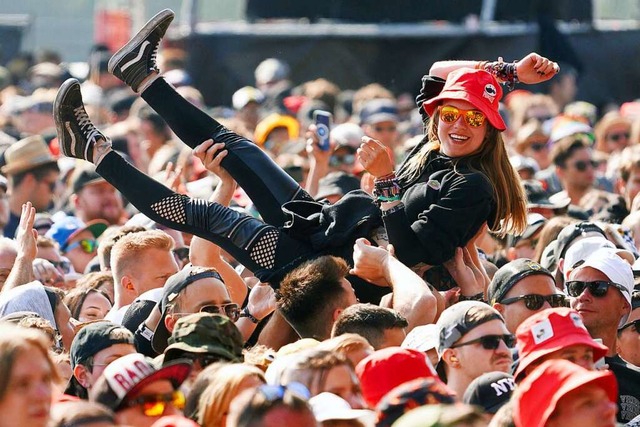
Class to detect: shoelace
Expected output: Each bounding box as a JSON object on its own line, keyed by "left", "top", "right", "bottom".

{"left": 150, "top": 38, "right": 160, "bottom": 73}
{"left": 74, "top": 106, "right": 102, "bottom": 143}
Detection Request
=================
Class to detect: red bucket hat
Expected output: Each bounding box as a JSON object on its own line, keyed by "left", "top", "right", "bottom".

{"left": 514, "top": 307, "right": 608, "bottom": 381}
{"left": 513, "top": 359, "right": 617, "bottom": 427}
{"left": 422, "top": 68, "right": 506, "bottom": 131}
{"left": 355, "top": 347, "right": 438, "bottom": 408}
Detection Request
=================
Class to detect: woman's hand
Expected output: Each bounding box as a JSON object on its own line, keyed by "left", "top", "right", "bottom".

{"left": 515, "top": 53, "right": 560, "bottom": 84}
{"left": 193, "top": 139, "right": 236, "bottom": 189}
{"left": 357, "top": 137, "right": 394, "bottom": 179}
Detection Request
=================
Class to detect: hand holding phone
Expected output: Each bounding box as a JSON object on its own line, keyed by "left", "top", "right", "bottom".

{"left": 313, "top": 110, "right": 332, "bottom": 152}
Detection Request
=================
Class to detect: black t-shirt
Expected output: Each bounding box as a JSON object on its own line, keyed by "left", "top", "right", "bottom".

{"left": 605, "top": 355, "right": 640, "bottom": 423}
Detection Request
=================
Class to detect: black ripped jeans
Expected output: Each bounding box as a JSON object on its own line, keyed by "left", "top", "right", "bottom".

{"left": 96, "top": 77, "right": 317, "bottom": 285}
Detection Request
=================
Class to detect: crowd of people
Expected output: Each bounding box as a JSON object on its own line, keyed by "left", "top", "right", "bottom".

{"left": 1, "top": 7, "right": 640, "bottom": 427}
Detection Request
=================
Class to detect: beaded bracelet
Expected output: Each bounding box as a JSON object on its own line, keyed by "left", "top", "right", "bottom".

{"left": 373, "top": 174, "right": 402, "bottom": 203}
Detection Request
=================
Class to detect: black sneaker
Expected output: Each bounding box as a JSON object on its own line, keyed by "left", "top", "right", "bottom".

{"left": 54, "top": 78, "right": 105, "bottom": 162}
{"left": 108, "top": 9, "right": 175, "bottom": 92}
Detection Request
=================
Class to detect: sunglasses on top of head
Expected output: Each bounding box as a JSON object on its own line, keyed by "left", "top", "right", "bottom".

{"left": 438, "top": 105, "right": 486, "bottom": 127}
{"left": 451, "top": 334, "right": 516, "bottom": 350}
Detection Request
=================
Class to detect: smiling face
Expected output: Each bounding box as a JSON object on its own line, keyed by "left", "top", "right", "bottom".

{"left": 436, "top": 99, "right": 488, "bottom": 158}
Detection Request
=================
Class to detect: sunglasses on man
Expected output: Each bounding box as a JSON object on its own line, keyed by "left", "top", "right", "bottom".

{"left": 571, "top": 159, "right": 598, "bottom": 172}
{"left": 619, "top": 319, "right": 640, "bottom": 333}
{"left": 64, "top": 238, "right": 98, "bottom": 254}
{"left": 123, "top": 390, "right": 185, "bottom": 417}
{"left": 528, "top": 141, "right": 549, "bottom": 152}
{"left": 450, "top": 334, "right": 516, "bottom": 350}
{"left": 172, "top": 303, "right": 240, "bottom": 323}
{"left": 565, "top": 280, "right": 629, "bottom": 298}
{"left": 500, "top": 294, "right": 568, "bottom": 311}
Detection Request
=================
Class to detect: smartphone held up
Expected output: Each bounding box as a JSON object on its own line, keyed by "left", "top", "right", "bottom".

{"left": 314, "top": 110, "right": 332, "bottom": 152}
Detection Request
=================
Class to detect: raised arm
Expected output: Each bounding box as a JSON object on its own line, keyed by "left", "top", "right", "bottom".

{"left": 189, "top": 139, "right": 247, "bottom": 305}
{"left": 2, "top": 203, "right": 37, "bottom": 293}
{"left": 350, "top": 238, "right": 437, "bottom": 331}
{"left": 430, "top": 52, "right": 559, "bottom": 85}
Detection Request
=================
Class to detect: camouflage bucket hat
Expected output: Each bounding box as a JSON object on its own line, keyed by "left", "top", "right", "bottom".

{"left": 164, "top": 312, "right": 243, "bottom": 363}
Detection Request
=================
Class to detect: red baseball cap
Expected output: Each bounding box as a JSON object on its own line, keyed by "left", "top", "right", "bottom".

{"left": 514, "top": 307, "right": 608, "bottom": 381}
{"left": 422, "top": 68, "right": 506, "bottom": 131}
{"left": 513, "top": 359, "right": 617, "bottom": 427}
{"left": 355, "top": 347, "right": 438, "bottom": 408}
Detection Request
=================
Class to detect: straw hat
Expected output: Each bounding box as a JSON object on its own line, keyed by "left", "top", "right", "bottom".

{"left": 2, "top": 135, "right": 57, "bottom": 175}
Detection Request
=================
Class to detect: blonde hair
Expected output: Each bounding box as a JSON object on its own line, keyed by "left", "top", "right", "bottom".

{"left": 0, "top": 324, "right": 60, "bottom": 400}
{"left": 111, "top": 229, "right": 174, "bottom": 283}
{"left": 593, "top": 111, "right": 632, "bottom": 153}
{"left": 198, "top": 363, "right": 266, "bottom": 427}
{"left": 398, "top": 112, "right": 527, "bottom": 237}
{"left": 318, "top": 333, "right": 373, "bottom": 356}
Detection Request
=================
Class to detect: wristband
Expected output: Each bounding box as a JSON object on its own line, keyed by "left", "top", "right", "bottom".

{"left": 241, "top": 306, "right": 260, "bottom": 324}
{"left": 137, "top": 323, "right": 154, "bottom": 341}
{"left": 458, "top": 292, "right": 486, "bottom": 303}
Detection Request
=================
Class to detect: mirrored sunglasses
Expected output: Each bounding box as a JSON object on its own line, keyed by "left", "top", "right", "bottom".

{"left": 124, "top": 390, "right": 185, "bottom": 417}
{"left": 500, "top": 294, "right": 568, "bottom": 310}
{"left": 439, "top": 105, "right": 486, "bottom": 127}
{"left": 451, "top": 334, "right": 516, "bottom": 350}
{"left": 64, "top": 238, "right": 98, "bottom": 254}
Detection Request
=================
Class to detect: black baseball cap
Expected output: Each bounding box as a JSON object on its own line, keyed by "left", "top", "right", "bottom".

{"left": 152, "top": 266, "right": 224, "bottom": 354}
{"left": 70, "top": 163, "right": 107, "bottom": 194}
{"left": 70, "top": 321, "right": 134, "bottom": 369}
{"left": 315, "top": 172, "right": 361, "bottom": 200}
{"left": 554, "top": 222, "right": 605, "bottom": 263}
{"left": 488, "top": 259, "right": 555, "bottom": 305}
{"left": 66, "top": 321, "right": 135, "bottom": 398}
{"left": 463, "top": 371, "right": 515, "bottom": 414}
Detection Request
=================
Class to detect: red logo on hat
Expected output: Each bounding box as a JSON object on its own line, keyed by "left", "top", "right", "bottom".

{"left": 483, "top": 84, "right": 497, "bottom": 103}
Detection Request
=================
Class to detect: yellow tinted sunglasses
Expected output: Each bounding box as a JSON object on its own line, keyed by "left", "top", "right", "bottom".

{"left": 125, "top": 390, "right": 185, "bottom": 417}
{"left": 439, "top": 105, "right": 486, "bottom": 128}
